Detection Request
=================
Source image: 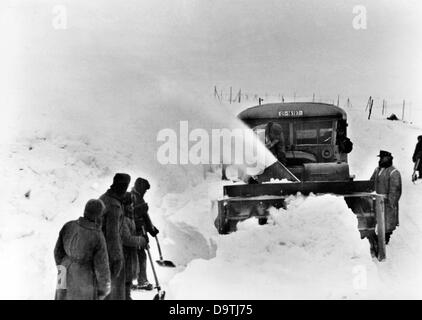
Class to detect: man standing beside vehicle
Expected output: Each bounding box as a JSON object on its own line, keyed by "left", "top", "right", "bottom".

{"left": 370, "top": 150, "right": 402, "bottom": 244}
{"left": 412, "top": 135, "right": 422, "bottom": 181}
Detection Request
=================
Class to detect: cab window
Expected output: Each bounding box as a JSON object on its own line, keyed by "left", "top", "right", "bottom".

{"left": 294, "top": 120, "right": 333, "bottom": 145}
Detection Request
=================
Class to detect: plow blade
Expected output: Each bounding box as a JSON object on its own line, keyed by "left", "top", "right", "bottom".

{"left": 223, "top": 180, "right": 374, "bottom": 198}
{"left": 215, "top": 180, "right": 375, "bottom": 235}
{"left": 215, "top": 179, "right": 389, "bottom": 260}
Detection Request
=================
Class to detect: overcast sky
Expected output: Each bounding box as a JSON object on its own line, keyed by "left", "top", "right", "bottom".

{"left": 1, "top": 0, "right": 422, "bottom": 114}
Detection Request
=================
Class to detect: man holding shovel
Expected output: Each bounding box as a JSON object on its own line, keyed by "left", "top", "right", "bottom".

{"left": 121, "top": 192, "right": 148, "bottom": 299}
{"left": 131, "top": 177, "right": 159, "bottom": 290}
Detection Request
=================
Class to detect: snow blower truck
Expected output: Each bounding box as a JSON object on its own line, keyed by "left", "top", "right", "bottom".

{"left": 214, "top": 102, "right": 388, "bottom": 260}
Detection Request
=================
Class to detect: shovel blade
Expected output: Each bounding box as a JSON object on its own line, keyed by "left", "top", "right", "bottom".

{"left": 156, "top": 259, "right": 176, "bottom": 268}
{"left": 153, "top": 291, "right": 166, "bottom": 300}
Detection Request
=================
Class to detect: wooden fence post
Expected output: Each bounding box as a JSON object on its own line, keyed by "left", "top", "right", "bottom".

{"left": 214, "top": 85, "right": 221, "bottom": 102}
{"left": 368, "top": 98, "right": 374, "bottom": 120}
{"left": 375, "top": 195, "right": 386, "bottom": 261}
{"left": 402, "top": 100, "right": 405, "bottom": 120}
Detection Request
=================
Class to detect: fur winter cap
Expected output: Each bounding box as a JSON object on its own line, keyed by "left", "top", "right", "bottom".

{"left": 110, "top": 173, "right": 131, "bottom": 196}
{"left": 84, "top": 199, "right": 105, "bottom": 221}
{"left": 112, "top": 173, "right": 131, "bottom": 185}
{"left": 134, "top": 177, "right": 150, "bottom": 193}
{"left": 377, "top": 150, "right": 392, "bottom": 158}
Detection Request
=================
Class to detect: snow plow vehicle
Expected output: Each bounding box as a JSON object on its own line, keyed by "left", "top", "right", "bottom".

{"left": 215, "top": 102, "right": 388, "bottom": 260}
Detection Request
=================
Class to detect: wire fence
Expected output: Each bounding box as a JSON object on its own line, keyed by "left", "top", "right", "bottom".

{"left": 212, "top": 86, "right": 416, "bottom": 122}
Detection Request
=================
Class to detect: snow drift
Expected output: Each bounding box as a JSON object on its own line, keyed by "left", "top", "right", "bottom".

{"left": 168, "top": 194, "right": 379, "bottom": 299}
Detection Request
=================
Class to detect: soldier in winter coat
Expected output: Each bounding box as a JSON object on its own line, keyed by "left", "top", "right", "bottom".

{"left": 121, "top": 192, "right": 148, "bottom": 300}
{"left": 99, "top": 173, "right": 131, "bottom": 300}
{"left": 54, "top": 199, "right": 111, "bottom": 300}
{"left": 131, "top": 177, "right": 159, "bottom": 290}
{"left": 370, "top": 150, "right": 402, "bottom": 244}
{"left": 412, "top": 135, "right": 422, "bottom": 179}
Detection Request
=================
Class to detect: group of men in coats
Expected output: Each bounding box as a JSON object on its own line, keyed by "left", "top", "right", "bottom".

{"left": 54, "top": 174, "right": 158, "bottom": 300}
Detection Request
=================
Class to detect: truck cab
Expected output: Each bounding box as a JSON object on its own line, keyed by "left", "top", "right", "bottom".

{"left": 238, "top": 102, "right": 353, "bottom": 182}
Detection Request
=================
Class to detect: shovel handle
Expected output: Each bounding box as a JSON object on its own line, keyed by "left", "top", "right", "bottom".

{"left": 415, "top": 158, "right": 420, "bottom": 170}
{"left": 145, "top": 245, "right": 160, "bottom": 289}
{"left": 142, "top": 226, "right": 161, "bottom": 290}
{"left": 155, "top": 236, "right": 164, "bottom": 260}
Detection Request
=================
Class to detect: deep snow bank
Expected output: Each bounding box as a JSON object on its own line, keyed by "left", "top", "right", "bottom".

{"left": 168, "top": 194, "right": 379, "bottom": 299}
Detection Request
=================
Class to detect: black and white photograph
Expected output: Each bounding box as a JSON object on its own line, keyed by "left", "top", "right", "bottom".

{"left": 1, "top": 0, "right": 422, "bottom": 301}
